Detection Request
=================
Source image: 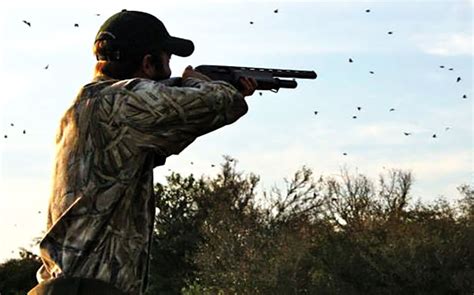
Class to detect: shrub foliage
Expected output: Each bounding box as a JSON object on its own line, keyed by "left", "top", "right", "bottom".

{"left": 1, "top": 157, "right": 472, "bottom": 294}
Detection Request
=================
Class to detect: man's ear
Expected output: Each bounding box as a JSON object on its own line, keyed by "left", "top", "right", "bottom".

{"left": 141, "top": 54, "right": 156, "bottom": 78}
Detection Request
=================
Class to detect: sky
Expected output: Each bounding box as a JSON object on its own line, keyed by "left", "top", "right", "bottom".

{"left": 0, "top": 0, "right": 472, "bottom": 262}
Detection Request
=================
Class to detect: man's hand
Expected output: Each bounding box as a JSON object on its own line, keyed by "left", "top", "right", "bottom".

{"left": 183, "top": 65, "right": 258, "bottom": 97}
{"left": 238, "top": 77, "right": 258, "bottom": 97}
{"left": 182, "top": 65, "right": 212, "bottom": 82}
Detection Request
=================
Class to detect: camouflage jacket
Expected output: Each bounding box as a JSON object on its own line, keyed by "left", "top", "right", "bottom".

{"left": 37, "top": 75, "right": 248, "bottom": 294}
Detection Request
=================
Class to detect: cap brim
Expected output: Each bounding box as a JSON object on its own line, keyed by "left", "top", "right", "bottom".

{"left": 163, "top": 36, "right": 194, "bottom": 57}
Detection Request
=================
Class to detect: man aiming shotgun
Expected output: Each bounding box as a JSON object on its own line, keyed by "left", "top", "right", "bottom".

{"left": 29, "top": 9, "right": 316, "bottom": 295}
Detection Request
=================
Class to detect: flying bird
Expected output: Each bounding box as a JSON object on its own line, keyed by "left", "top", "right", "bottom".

{"left": 274, "top": 9, "right": 279, "bottom": 13}
{"left": 357, "top": 106, "right": 361, "bottom": 111}
{"left": 432, "top": 134, "right": 437, "bottom": 138}
{"left": 439, "top": 65, "right": 445, "bottom": 68}
{"left": 250, "top": 21, "right": 254, "bottom": 25}
{"left": 10, "top": 123, "right": 14, "bottom": 127}
{"left": 23, "top": 130, "right": 26, "bottom": 134}
{"left": 404, "top": 132, "right": 411, "bottom": 136}
{"left": 369, "top": 71, "right": 375, "bottom": 74}
{"left": 3, "top": 135, "right": 7, "bottom": 139}
{"left": 259, "top": 92, "right": 263, "bottom": 96}
{"left": 22, "top": 20, "right": 31, "bottom": 27}
{"left": 96, "top": 13, "right": 101, "bottom": 16}
{"left": 352, "top": 115, "right": 357, "bottom": 119}
{"left": 365, "top": 9, "right": 371, "bottom": 13}
{"left": 449, "top": 68, "right": 454, "bottom": 71}
{"left": 349, "top": 58, "right": 353, "bottom": 63}
{"left": 44, "top": 64, "right": 49, "bottom": 70}
{"left": 456, "top": 77, "right": 461, "bottom": 82}
{"left": 211, "top": 164, "right": 215, "bottom": 167}
{"left": 462, "top": 94, "right": 467, "bottom": 99}
{"left": 387, "top": 31, "right": 394, "bottom": 35}
{"left": 389, "top": 108, "right": 395, "bottom": 112}
{"left": 343, "top": 152, "right": 348, "bottom": 156}
{"left": 74, "top": 23, "right": 79, "bottom": 27}
{"left": 314, "top": 111, "right": 318, "bottom": 115}
{"left": 445, "top": 127, "right": 451, "bottom": 131}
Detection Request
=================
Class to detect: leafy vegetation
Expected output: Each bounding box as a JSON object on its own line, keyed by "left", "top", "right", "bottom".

{"left": 149, "top": 157, "right": 473, "bottom": 294}
{"left": 0, "top": 249, "right": 41, "bottom": 295}
{"left": 1, "top": 157, "right": 472, "bottom": 294}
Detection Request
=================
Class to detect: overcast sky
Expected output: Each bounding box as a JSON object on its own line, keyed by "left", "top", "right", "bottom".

{"left": 0, "top": 0, "right": 472, "bottom": 262}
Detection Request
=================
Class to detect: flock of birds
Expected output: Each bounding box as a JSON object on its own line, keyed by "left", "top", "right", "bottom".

{"left": 3, "top": 123, "right": 26, "bottom": 139}
{"left": 2, "top": 8, "right": 470, "bottom": 159}
{"left": 251, "top": 8, "right": 467, "bottom": 150}
{"left": 310, "top": 8, "right": 467, "bottom": 156}
{"left": 4, "top": 16, "right": 95, "bottom": 140}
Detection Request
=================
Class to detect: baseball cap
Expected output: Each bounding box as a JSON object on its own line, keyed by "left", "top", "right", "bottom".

{"left": 94, "top": 10, "right": 194, "bottom": 61}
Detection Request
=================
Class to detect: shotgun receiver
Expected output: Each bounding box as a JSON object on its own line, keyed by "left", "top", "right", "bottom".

{"left": 195, "top": 65, "right": 317, "bottom": 92}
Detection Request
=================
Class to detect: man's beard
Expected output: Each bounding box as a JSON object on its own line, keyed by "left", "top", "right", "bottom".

{"left": 151, "top": 58, "right": 171, "bottom": 81}
{"left": 152, "top": 68, "right": 171, "bottom": 81}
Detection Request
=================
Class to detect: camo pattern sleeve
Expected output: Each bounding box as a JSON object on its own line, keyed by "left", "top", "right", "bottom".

{"left": 37, "top": 77, "right": 247, "bottom": 295}
{"left": 112, "top": 77, "right": 248, "bottom": 156}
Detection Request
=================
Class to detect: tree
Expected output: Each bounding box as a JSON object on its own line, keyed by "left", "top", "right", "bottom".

{"left": 0, "top": 249, "right": 41, "bottom": 295}
{"left": 2, "top": 158, "right": 472, "bottom": 294}
{"left": 152, "top": 159, "right": 473, "bottom": 294}
{"left": 147, "top": 172, "right": 212, "bottom": 294}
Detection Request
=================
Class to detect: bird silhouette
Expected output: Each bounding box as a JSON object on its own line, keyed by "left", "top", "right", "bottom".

{"left": 23, "top": 130, "right": 26, "bottom": 134}
{"left": 10, "top": 123, "right": 14, "bottom": 127}
{"left": 349, "top": 58, "right": 353, "bottom": 63}
{"left": 44, "top": 64, "right": 49, "bottom": 70}
{"left": 4, "top": 135, "right": 7, "bottom": 139}
{"left": 22, "top": 20, "right": 31, "bottom": 27}
{"left": 462, "top": 94, "right": 467, "bottom": 99}
{"left": 365, "top": 9, "right": 371, "bottom": 13}
{"left": 74, "top": 23, "right": 79, "bottom": 27}
{"left": 404, "top": 132, "right": 411, "bottom": 136}
{"left": 388, "top": 31, "right": 393, "bottom": 35}
{"left": 250, "top": 21, "right": 254, "bottom": 25}
{"left": 432, "top": 134, "right": 437, "bottom": 138}
{"left": 439, "top": 65, "right": 445, "bottom": 68}
{"left": 389, "top": 108, "right": 395, "bottom": 112}
{"left": 352, "top": 115, "right": 357, "bottom": 119}
{"left": 456, "top": 77, "right": 461, "bottom": 82}
{"left": 357, "top": 107, "right": 361, "bottom": 111}
{"left": 343, "top": 152, "right": 348, "bottom": 156}
{"left": 449, "top": 68, "right": 454, "bottom": 71}
{"left": 259, "top": 92, "right": 263, "bottom": 96}
{"left": 274, "top": 9, "right": 279, "bottom": 13}
{"left": 211, "top": 164, "right": 216, "bottom": 167}
{"left": 314, "top": 111, "right": 318, "bottom": 115}
{"left": 369, "top": 71, "right": 375, "bottom": 74}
